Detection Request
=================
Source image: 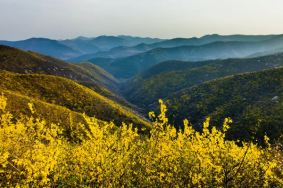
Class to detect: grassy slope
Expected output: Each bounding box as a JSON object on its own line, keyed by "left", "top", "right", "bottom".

{"left": 162, "top": 67, "right": 283, "bottom": 143}
{"left": 0, "top": 45, "right": 142, "bottom": 111}
{"left": 0, "top": 71, "right": 151, "bottom": 133}
{"left": 0, "top": 89, "right": 98, "bottom": 140}
{"left": 0, "top": 45, "right": 118, "bottom": 89}
{"left": 124, "top": 53, "right": 283, "bottom": 109}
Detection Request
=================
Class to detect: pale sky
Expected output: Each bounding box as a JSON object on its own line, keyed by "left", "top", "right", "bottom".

{"left": 1, "top": 0, "right": 283, "bottom": 41}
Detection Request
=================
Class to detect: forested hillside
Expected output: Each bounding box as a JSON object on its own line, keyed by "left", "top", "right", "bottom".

{"left": 124, "top": 52, "right": 283, "bottom": 108}
{"left": 162, "top": 67, "right": 283, "bottom": 143}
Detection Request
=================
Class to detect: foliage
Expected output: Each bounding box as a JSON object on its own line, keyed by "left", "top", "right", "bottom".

{"left": 0, "top": 98, "right": 282, "bottom": 187}
{"left": 0, "top": 71, "right": 151, "bottom": 133}
{"left": 0, "top": 89, "right": 111, "bottom": 141}
{"left": 124, "top": 52, "right": 283, "bottom": 109}
{"left": 164, "top": 67, "right": 283, "bottom": 144}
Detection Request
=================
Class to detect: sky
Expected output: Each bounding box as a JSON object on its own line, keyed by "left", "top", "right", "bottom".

{"left": 1, "top": 0, "right": 283, "bottom": 41}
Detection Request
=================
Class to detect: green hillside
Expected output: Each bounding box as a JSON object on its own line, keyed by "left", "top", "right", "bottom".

{"left": 0, "top": 71, "right": 151, "bottom": 133}
{"left": 162, "top": 67, "right": 283, "bottom": 143}
{"left": 0, "top": 45, "right": 138, "bottom": 107}
{"left": 124, "top": 59, "right": 219, "bottom": 87}
{"left": 124, "top": 53, "right": 283, "bottom": 109}
{"left": 0, "top": 89, "right": 107, "bottom": 140}
{"left": 0, "top": 45, "right": 117, "bottom": 87}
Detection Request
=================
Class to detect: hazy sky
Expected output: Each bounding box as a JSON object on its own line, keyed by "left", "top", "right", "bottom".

{"left": 1, "top": 0, "right": 283, "bottom": 41}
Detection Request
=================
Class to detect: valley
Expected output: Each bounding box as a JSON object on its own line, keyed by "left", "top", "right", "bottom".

{"left": 1, "top": 33, "right": 283, "bottom": 187}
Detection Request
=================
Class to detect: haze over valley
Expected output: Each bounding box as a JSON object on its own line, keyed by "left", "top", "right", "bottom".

{"left": 1, "top": 0, "right": 283, "bottom": 186}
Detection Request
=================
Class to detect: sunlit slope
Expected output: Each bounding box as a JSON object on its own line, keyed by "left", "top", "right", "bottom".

{"left": 79, "top": 80, "right": 143, "bottom": 113}
{"left": 0, "top": 89, "right": 99, "bottom": 139}
{"left": 0, "top": 45, "right": 138, "bottom": 109}
{"left": 0, "top": 71, "right": 151, "bottom": 132}
{"left": 0, "top": 45, "right": 118, "bottom": 90}
{"left": 72, "top": 62, "right": 117, "bottom": 89}
{"left": 124, "top": 53, "right": 283, "bottom": 109}
{"left": 162, "top": 67, "right": 283, "bottom": 143}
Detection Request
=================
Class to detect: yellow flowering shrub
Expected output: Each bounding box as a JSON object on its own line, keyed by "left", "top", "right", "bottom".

{"left": 0, "top": 95, "right": 282, "bottom": 187}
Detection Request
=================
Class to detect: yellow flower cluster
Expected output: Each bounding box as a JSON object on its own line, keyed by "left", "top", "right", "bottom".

{"left": 0, "top": 95, "right": 282, "bottom": 187}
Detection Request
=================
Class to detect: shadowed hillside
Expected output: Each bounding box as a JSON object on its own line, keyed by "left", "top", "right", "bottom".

{"left": 123, "top": 52, "right": 283, "bottom": 109}
{"left": 161, "top": 67, "right": 283, "bottom": 143}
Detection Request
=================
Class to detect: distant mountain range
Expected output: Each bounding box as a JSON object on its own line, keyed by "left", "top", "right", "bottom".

{"left": 1, "top": 34, "right": 278, "bottom": 63}
{"left": 247, "top": 47, "right": 283, "bottom": 58}
{"left": 73, "top": 35, "right": 164, "bottom": 45}
{"left": 85, "top": 35, "right": 283, "bottom": 79}
{"left": 0, "top": 38, "right": 83, "bottom": 60}
{"left": 58, "top": 39, "right": 102, "bottom": 54}
{"left": 67, "top": 34, "right": 277, "bottom": 63}
{"left": 0, "top": 36, "right": 165, "bottom": 60}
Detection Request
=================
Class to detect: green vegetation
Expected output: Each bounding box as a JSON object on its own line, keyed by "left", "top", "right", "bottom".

{"left": 124, "top": 53, "right": 283, "bottom": 109}
{"left": 0, "top": 45, "right": 143, "bottom": 110}
{"left": 0, "top": 45, "right": 118, "bottom": 91}
{"left": 2, "top": 34, "right": 283, "bottom": 186}
{"left": 79, "top": 81, "right": 143, "bottom": 114}
{"left": 163, "top": 67, "right": 283, "bottom": 144}
{"left": 0, "top": 71, "right": 151, "bottom": 133}
{"left": 0, "top": 89, "right": 106, "bottom": 140}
